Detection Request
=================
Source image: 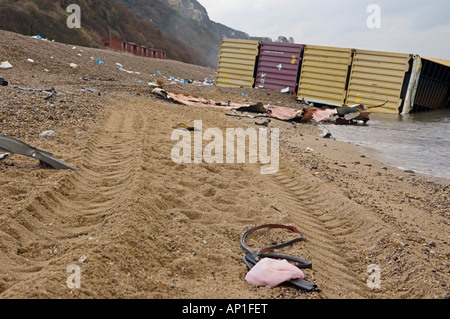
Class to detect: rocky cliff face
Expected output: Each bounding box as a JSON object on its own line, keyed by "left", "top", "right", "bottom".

{"left": 165, "top": 0, "right": 209, "bottom": 26}
{"left": 120, "top": 0, "right": 258, "bottom": 67}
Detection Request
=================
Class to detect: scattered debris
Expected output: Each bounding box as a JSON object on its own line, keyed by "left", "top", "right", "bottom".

{"left": 203, "top": 78, "right": 214, "bottom": 86}
{"left": 152, "top": 88, "right": 304, "bottom": 121}
{"left": 0, "top": 78, "right": 8, "bottom": 86}
{"left": 152, "top": 88, "right": 370, "bottom": 125}
{"left": 78, "top": 255, "right": 88, "bottom": 263}
{"left": 245, "top": 258, "right": 305, "bottom": 289}
{"left": 0, "top": 153, "right": 10, "bottom": 160}
{"left": 85, "top": 87, "right": 98, "bottom": 93}
{"left": 18, "top": 86, "right": 59, "bottom": 100}
{"left": 173, "top": 123, "right": 197, "bottom": 132}
{"left": 303, "top": 104, "right": 370, "bottom": 125}
{"left": 27, "top": 58, "right": 35, "bottom": 63}
{"left": 148, "top": 81, "right": 164, "bottom": 88}
{"left": 255, "top": 119, "right": 271, "bottom": 127}
{"left": 0, "top": 134, "right": 77, "bottom": 170}
{"left": 0, "top": 61, "right": 13, "bottom": 69}
{"left": 39, "top": 130, "right": 56, "bottom": 138}
{"left": 240, "top": 224, "right": 319, "bottom": 292}
{"left": 70, "top": 63, "right": 79, "bottom": 69}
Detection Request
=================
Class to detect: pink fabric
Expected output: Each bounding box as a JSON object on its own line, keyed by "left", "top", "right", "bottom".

{"left": 245, "top": 258, "right": 305, "bottom": 288}
{"left": 266, "top": 106, "right": 304, "bottom": 121}
{"left": 311, "top": 108, "right": 338, "bottom": 122}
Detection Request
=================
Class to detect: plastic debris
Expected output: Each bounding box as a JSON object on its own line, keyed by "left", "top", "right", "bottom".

{"left": 39, "top": 130, "right": 56, "bottom": 138}
{"left": 78, "top": 255, "right": 88, "bottom": 263}
{"left": 203, "top": 78, "right": 214, "bottom": 86}
{"left": 173, "top": 123, "right": 197, "bottom": 132}
{"left": 255, "top": 119, "right": 271, "bottom": 127}
{"left": 0, "top": 134, "right": 77, "bottom": 170}
{"left": 70, "top": 63, "right": 79, "bottom": 69}
{"left": 96, "top": 58, "right": 104, "bottom": 64}
{"left": 0, "top": 61, "right": 13, "bottom": 69}
{"left": 18, "top": 86, "right": 59, "bottom": 100}
{"left": 27, "top": 58, "right": 35, "bottom": 63}
{"left": 245, "top": 258, "right": 305, "bottom": 288}
{"left": 0, "top": 78, "right": 8, "bottom": 86}
{"left": 148, "top": 81, "right": 163, "bottom": 88}
{"left": 0, "top": 153, "right": 10, "bottom": 160}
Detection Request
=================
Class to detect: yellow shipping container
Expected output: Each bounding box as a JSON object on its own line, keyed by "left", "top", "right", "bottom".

{"left": 216, "top": 39, "right": 260, "bottom": 88}
{"left": 297, "top": 45, "right": 353, "bottom": 106}
{"left": 346, "top": 49, "right": 412, "bottom": 114}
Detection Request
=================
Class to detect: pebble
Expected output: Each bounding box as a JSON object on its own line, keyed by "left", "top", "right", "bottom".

{"left": 427, "top": 241, "right": 436, "bottom": 248}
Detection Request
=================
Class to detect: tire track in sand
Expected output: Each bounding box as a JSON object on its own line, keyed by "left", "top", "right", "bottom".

{"left": 263, "top": 170, "right": 369, "bottom": 298}
{"left": 0, "top": 100, "right": 145, "bottom": 295}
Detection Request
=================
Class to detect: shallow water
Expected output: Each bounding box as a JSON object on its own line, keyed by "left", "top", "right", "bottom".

{"left": 323, "top": 109, "right": 450, "bottom": 181}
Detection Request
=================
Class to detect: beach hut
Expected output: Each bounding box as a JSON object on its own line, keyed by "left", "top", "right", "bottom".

{"left": 102, "top": 39, "right": 125, "bottom": 51}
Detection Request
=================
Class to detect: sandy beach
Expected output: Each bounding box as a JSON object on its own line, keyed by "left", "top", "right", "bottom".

{"left": 0, "top": 30, "right": 448, "bottom": 299}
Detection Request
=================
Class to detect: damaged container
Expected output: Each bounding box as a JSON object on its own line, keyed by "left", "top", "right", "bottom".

{"left": 216, "top": 39, "right": 260, "bottom": 88}
{"left": 297, "top": 45, "right": 353, "bottom": 107}
{"left": 346, "top": 49, "right": 412, "bottom": 114}
{"left": 407, "top": 57, "right": 450, "bottom": 113}
{"left": 254, "top": 42, "right": 305, "bottom": 95}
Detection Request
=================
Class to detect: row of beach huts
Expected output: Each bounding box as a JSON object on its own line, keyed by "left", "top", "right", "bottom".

{"left": 102, "top": 38, "right": 167, "bottom": 60}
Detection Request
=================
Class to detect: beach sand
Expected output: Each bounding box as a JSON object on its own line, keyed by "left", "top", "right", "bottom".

{"left": 0, "top": 30, "right": 448, "bottom": 299}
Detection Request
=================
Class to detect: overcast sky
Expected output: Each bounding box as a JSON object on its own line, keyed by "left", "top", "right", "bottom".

{"left": 197, "top": 0, "right": 450, "bottom": 60}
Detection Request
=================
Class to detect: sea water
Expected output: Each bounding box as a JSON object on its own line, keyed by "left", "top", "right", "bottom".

{"left": 324, "top": 109, "right": 450, "bottom": 181}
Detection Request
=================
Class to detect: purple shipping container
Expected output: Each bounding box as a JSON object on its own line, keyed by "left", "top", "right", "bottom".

{"left": 255, "top": 42, "right": 305, "bottom": 95}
